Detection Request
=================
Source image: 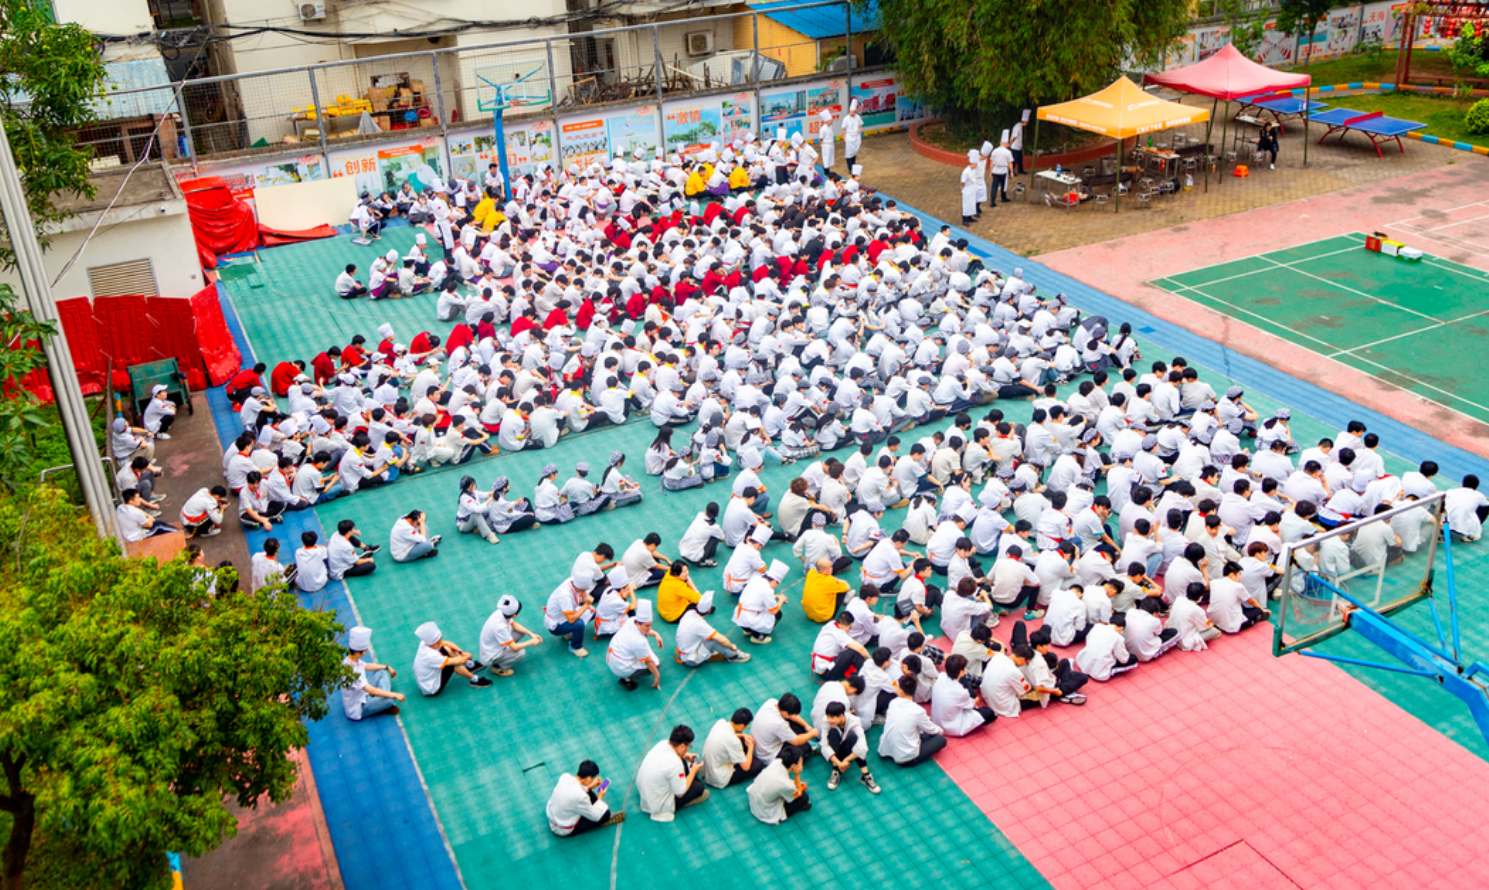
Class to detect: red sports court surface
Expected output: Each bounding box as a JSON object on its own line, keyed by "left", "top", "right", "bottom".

{"left": 934, "top": 627, "right": 1489, "bottom": 890}
{"left": 1386, "top": 199, "right": 1489, "bottom": 263}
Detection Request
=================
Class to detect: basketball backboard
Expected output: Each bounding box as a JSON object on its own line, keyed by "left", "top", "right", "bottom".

{"left": 476, "top": 60, "right": 552, "bottom": 114}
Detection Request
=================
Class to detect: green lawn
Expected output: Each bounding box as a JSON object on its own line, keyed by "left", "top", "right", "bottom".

{"left": 1282, "top": 49, "right": 1458, "bottom": 86}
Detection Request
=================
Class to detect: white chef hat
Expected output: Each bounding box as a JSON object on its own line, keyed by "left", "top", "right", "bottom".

{"left": 791, "top": 132, "right": 803, "bottom": 146}
{"left": 967, "top": 149, "right": 979, "bottom": 163}
{"left": 751, "top": 524, "right": 773, "bottom": 546}
{"left": 1000, "top": 129, "right": 1010, "bottom": 144}
{"left": 981, "top": 141, "right": 993, "bottom": 156}
{"left": 498, "top": 595, "right": 521, "bottom": 617}
{"left": 850, "top": 98, "right": 859, "bottom": 113}
{"left": 634, "top": 598, "right": 654, "bottom": 623}
{"left": 385, "top": 249, "right": 399, "bottom": 262}
{"left": 348, "top": 626, "right": 372, "bottom": 651}
{"left": 819, "top": 108, "right": 833, "bottom": 122}
{"left": 766, "top": 559, "right": 790, "bottom": 582}
{"left": 415, "top": 233, "right": 427, "bottom": 245}
{"left": 1022, "top": 109, "right": 1031, "bottom": 123}
{"left": 378, "top": 323, "right": 395, "bottom": 340}
{"left": 851, "top": 164, "right": 862, "bottom": 176}
{"left": 607, "top": 566, "right": 630, "bottom": 589}
{"left": 415, "top": 621, "right": 442, "bottom": 645}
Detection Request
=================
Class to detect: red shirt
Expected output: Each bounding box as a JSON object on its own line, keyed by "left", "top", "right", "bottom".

{"left": 575, "top": 299, "right": 596, "bottom": 331}
{"left": 866, "top": 241, "right": 889, "bottom": 264}
{"left": 342, "top": 345, "right": 366, "bottom": 368}
{"left": 626, "top": 292, "right": 648, "bottom": 320}
{"left": 227, "top": 369, "right": 260, "bottom": 395}
{"left": 269, "top": 362, "right": 299, "bottom": 396}
{"left": 731, "top": 205, "right": 752, "bottom": 225}
{"left": 311, "top": 353, "right": 337, "bottom": 385}
{"left": 542, "top": 307, "right": 569, "bottom": 330}
{"left": 376, "top": 338, "right": 396, "bottom": 361}
{"left": 446, "top": 323, "right": 474, "bottom": 353}
{"left": 702, "top": 202, "right": 723, "bottom": 225}
{"left": 510, "top": 316, "right": 537, "bottom": 339}
{"left": 410, "top": 331, "right": 434, "bottom": 354}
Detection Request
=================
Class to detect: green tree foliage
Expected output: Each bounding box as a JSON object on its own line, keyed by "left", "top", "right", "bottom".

{"left": 858, "top": 0, "right": 1193, "bottom": 137}
{"left": 1467, "top": 97, "right": 1489, "bottom": 134}
{"left": 0, "top": 284, "right": 59, "bottom": 493}
{"left": 0, "top": 487, "right": 349, "bottom": 890}
{"left": 0, "top": 0, "right": 109, "bottom": 269}
{"left": 1445, "top": 22, "right": 1489, "bottom": 82}
{"left": 1276, "top": 0, "right": 1340, "bottom": 68}
{"left": 1218, "top": 0, "right": 1269, "bottom": 61}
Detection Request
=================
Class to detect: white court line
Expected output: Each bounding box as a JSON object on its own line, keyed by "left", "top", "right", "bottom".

{"left": 1255, "top": 255, "right": 1440, "bottom": 322}
{"left": 1326, "top": 309, "right": 1489, "bottom": 356}
{"left": 1169, "top": 240, "right": 1362, "bottom": 291}
{"left": 1408, "top": 211, "right": 1489, "bottom": 234}
{"left": 1388, "top": 200, "right": 1489, "bottom": 229}
{"left": 1387, "top": 226, "right": 1489, "bottom": 261}
{"left": 1168, "top": 281, "right": 1489, "bottom": 419}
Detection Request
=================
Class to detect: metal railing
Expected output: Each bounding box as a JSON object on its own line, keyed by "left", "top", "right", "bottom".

{"left": 75, "top": 2, "right": 889, "bottom": 173}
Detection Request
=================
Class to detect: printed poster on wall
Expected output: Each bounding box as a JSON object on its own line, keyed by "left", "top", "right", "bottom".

{"left": 607, "top": 106, "right": 660, "bottom": 161}
{"left": 559, "top": 116, "right": 609, "bottom": 169}
{"left": 1360, "top": 2, "right": 1397, "bottom": 46}
{"left": 1326, "top": 6, "right": 1362, "bottom": 57}
{"left": 181, "top": 156, "right": 325, "bottom": 202}
{"left": 849, "top": 77, "right": 899, "bottom": 129}
{"left": 1194, "top": 26, "right": 1231, "bottom": 62}
{"left": 330, "top": 138, "right": 444, "bottom": 198}
{"left": 761, "top": 82, "right": 841, "bottom": 141}
{"left": 448, "top": 120, "right": 555, "bottom": 183}
{"left": 663, "top": 98, "right": 724, "bottom": 155}
{"left": 1256, "top": 23, "right": 1297, "bottom": 67}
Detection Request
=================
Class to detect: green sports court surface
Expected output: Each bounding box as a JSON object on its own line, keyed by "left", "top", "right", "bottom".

{"left": 219, "top": 228, "right": 1489, "bottom": 890}
{"left": 1150, "top": 233, "right": 1489, "bottom": 426}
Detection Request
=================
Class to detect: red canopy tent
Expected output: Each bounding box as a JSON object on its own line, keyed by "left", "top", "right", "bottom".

{"left": 1143, "top": 44, "right": 1312, "bottom": 189}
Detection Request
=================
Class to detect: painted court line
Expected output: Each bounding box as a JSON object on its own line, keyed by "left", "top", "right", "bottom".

{"left": 1326, "top": 309, "right": 1489, "bottom": 357}
{"left": 1389, "top": 200, "right": 1489, "bottom": 228}
{"left": 1171, "top": 280, "right": 1489, "bottom": 419}
{"left": 1162, "top": 241, "right": 1361, "bottom": 290}
{"left": 1253, "top": 255, "right": 1440, "bottom": 323}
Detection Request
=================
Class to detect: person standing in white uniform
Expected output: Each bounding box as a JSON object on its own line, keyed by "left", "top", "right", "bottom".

{"left": 842, "top": 99, "right": 863, "bottom": 173}
{"left": 818, "top": 108, "right": 836, "bottom": 170}
{"left": 636, "top": 725, "right": 708, "bottom": 822}
{"left": 1011, "top": 109, "right": 1029, "bottom": 174}
{"left": 960, "top": 151, "right": 980, "bottom": 226}
{"left": 989, "top": 132, "right": 1014, "bottom": 207}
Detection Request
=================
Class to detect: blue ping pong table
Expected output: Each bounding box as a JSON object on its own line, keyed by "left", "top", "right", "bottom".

{"left": 1236, "top": 95, "right": 1329, "bottom": 133}
{"left": 1311, "top": 107, "right": 1427, "bottom": 157}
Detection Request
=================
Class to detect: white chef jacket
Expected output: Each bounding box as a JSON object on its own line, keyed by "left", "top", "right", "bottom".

{"left": 930, "top": 674, "right": 985, "bottom": 736}
{"left": 546, "top": 773, "right": 608, "bottom": 836}
{"left": 1076, "top": 623, "right": 1131, "bottom": 681}
{"left": 733, "top": 576, "right": 778, "bottom": 635}
{"left": 605, "top": 618, "right": 658, "bottom": 678}
{"left": 636, "top": 740, "right": 688, "bottom": 821}
{"left": 878, "top": 696, "right": 942, "bottom": 763}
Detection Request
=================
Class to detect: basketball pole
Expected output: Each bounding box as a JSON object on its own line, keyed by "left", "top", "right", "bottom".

{"left": 493, "top": 103, "right": 513, "bottom": 198}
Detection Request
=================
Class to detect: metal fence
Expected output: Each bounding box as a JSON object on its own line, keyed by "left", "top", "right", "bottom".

{"left": 75, "top": 2, "right": 890, "bottom": 173}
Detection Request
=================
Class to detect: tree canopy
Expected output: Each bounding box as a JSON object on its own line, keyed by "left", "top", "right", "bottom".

{"left": 0, "top": 0, "right": 109, "bottom": 269}
{"left": 0, "top": 488, "right": 348, "bottom": 890}
{"left": 860, "top": 0, "right": 1193, "bottom": 137}
{"left": 1275, "top": 0, "right": 1340, "bottom": 68}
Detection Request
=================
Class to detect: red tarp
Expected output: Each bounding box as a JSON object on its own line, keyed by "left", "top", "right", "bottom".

{"left": 179, "top": 176, "right": 259, "bottom": 269}
{"left": 189, "top": 284, "right": 242, "bottom": 386}
{"left": 257, "top": 223, "right": 338, "bottom": 247}
{"left": 1143, "top": 44, "right": 1311, "bottom": 101}
{"left": 20, "top": 286, "right": 241, "bottom": 404}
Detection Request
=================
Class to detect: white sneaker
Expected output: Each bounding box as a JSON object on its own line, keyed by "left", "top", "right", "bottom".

{"left": 204, "top": 526, "right": 222, "bottom": 537}
{"left": 155, "top": 433, "right": 171, "bottom": 440}
{"left": 570, "top": 647, "right": 589, "bottom": 658}
{"left": 1270, "top": 164, "right": 1275, "bottom": 170}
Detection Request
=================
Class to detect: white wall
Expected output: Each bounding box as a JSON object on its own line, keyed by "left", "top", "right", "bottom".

{"left": 0, "top": 211, "right": 204, "bottom": 302}
{"left": 53, "top": 0, "right": 153, "bottom": 35}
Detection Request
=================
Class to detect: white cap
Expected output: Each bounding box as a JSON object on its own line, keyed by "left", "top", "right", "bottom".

{"left": 766, "top": 559, "right": 790, "bottom": 582}
{"left": 415, "top": 233, "right": 427, "bottom": 245}
{"left": 776, "top": 127, "right": 787, "bottom": 141}
{"left": 956, "top": 504, "right": 978, "bottom": 524}
{"left": 607, "top": 565, "right": 630, "bottom": 589}
{"left": 698, "top": 589, "right": 715, "bottom": 614}
{"left": 498, "top": 595, "right": 520, "bottom": 617}
{"left": 348, "top": 626, "right": 372, "bottom": 650}
{"left": 415, "top": 621, "right": 441, "bottom": 645}
{"left": 151, "top": 384, "right": 168, "bottom": 395}
{"left": 751, "top": 524, "right": 773, "bottom": 546}
{"left": 635, "top": 598, "right": 654, "bottom": 623}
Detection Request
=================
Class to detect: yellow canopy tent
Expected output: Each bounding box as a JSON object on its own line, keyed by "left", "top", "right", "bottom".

{"left": 1030, "top": 76, "right": 1210, "bottom": 211}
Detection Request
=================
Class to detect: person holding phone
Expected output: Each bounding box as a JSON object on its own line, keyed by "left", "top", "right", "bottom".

{"left": 546, "top": 760, "right": 625, "bottom": 836}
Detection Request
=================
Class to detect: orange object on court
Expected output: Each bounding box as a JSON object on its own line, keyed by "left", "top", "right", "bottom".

{"left": 1234, "top": 165, "right": 1250, "bottom": 177}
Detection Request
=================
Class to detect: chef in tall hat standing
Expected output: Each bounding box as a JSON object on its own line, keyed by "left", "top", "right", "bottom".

{"left": 960, "top": 150, "right": 980, "bottom": 226}
{"left": 989, "top": 131, "right": 1015, "bottom": 207}
{"left": 818, "top": 107, "right": 836, "bottom": 171}
{"left": 1011, "top": 109, "right": 1030, "bottom": 174}
{"left": 976, "top": 140, "right": 992, "bottom": 213}
{"left": 842, "top": 98, "right": 864, "bottom": 174}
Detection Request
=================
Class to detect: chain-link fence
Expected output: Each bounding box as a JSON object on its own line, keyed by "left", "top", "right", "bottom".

{"left": 83, "top": 2, "right": 891, "bottom": 170}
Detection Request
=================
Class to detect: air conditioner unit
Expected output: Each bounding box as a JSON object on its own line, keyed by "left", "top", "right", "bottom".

{"left": 685, "top": 31, "right": 714, "bottom": 56}
{"left": 299, "top": 2, "right": 327, "bottom": 22}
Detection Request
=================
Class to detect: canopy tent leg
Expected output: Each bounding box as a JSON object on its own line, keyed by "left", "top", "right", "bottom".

{"left": 1116, "top": 137, "right": 1123, "bottom": 213}
{"left": 1220, "top": 103, "right": 1230, "bottom": 180}
{"left": 1303, "top": 89, "right": 1311, "bottom": 167}
{"left": 1204, "top": 96, "right": 1217, "bottom": 192}
{"left": 1028, "top": 118, "right": 1040, "bottom": 203}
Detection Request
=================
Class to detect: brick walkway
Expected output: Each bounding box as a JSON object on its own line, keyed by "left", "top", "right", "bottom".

{"left": 856, "top": 98, "right": 1474, "bottom": 257}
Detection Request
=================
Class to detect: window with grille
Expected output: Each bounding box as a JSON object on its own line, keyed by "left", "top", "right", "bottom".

{"left": 87, "top": 259, "right": 158, "bottom": 298}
